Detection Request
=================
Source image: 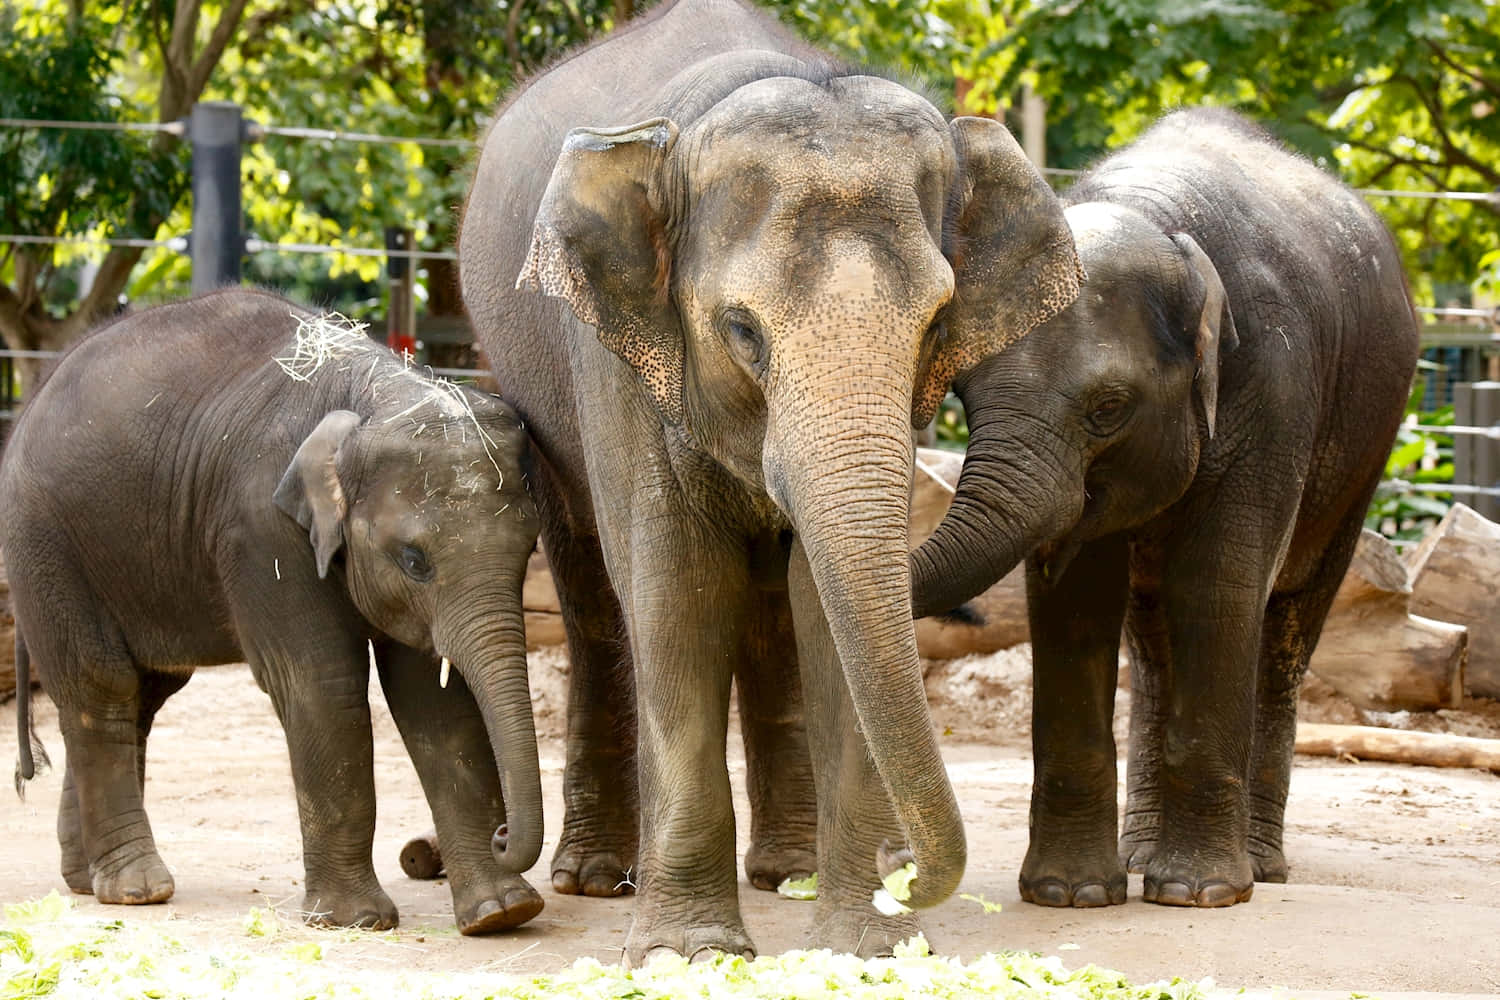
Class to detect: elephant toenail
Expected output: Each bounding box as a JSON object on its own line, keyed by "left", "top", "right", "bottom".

{"left": 1024, "top": 878, "right": 1071, "bottom": 907}
{"left": 1197, "top": 882, "right": 1250, "bottom": 907}
{"left": 1150, "top": 881, "right": 1194, "bottom": 906}
{"left": 1072, "top": 883, "right": 1111, "bottom": 907}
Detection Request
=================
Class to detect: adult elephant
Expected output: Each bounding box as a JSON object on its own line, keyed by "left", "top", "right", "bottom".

{"left": 911, "top": 109, "right": 1420, "bottom": 908}
{"left": 459, "top": 0, "right": 1080, "bottom": 962}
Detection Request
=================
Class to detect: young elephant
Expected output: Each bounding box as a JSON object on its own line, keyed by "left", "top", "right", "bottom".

{"left": 911, "top": 109, "right": 1419, "bottom": 908}
{"left": 3, "top": 288, "right": 544, "bottom": 934}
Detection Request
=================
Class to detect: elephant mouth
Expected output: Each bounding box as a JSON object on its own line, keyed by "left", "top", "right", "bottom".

{"left": 1035, "top": 536, "right": 1082, "bottom": 583}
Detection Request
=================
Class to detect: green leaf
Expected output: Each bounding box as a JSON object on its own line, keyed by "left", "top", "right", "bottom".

{"left": 882, "top": 862, "right": 918, "bottom": 902}
{"left": 959, "top": 892, "right": 1003, "bottom": 914}
{"left": 776, "top": 873, "right": 819, "bottom": 900}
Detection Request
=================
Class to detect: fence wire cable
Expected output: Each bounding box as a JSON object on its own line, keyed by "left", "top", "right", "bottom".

{"left": 0, "top": 117, "right": 183, "bottom": 135}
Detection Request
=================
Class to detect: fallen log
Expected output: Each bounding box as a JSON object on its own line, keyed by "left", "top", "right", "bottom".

{"left": 399, "top": 830, "right": 444, "bottom": 879}
{"left": 1406, "top": 503, "right": 1500, "bottom": 698}
{"left": 1295, "top": 722, "right": 1500, "bottom": 773}
{"left": 1308, "top": 530, "right": 1467, "bottom": 711}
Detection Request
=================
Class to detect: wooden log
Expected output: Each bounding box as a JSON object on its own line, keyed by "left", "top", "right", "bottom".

{"left": 399, "top": 830, "right": 445, "bottom": 879}
{"left": 522, "top": 546, "right": 567, "bottom": 650}
{"left": 911, "top": 447, "right": 1030, "bottom": 659}
{"left": 1406, "top": 503, "right": 1500, "bottom": 698}
{"left": 1307, "top": 529, "right": 1467, "bottom": 711}
{"left": 1295, "top": 722, "right": 1500, "bottom": 773}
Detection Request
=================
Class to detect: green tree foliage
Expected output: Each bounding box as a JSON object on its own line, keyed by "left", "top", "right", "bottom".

{"left": 982, "top": 0, "right": 1500, "bottom": 302}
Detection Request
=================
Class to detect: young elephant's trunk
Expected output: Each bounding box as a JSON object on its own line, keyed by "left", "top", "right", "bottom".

{"left": 436, "top": 597, "right": 542, "bottom": 875}
{"left": 910, "top": 368, "right": 1082, "bottom": 618}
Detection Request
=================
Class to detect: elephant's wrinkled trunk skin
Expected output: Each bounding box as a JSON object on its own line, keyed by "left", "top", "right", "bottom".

{"left": 767, "top": 364, "right": 965, "bottom": 911}
{"left": 435, "top": 594, "right": 542, "bottom": 876}
{"left": 910, "top": 372, "right": 1080, "bottom": 618}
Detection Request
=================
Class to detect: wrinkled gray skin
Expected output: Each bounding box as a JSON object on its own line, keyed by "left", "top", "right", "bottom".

{"left": 912, "top": 109, "right": 1420, "bottom": 908}
{"left": 459, "top": 0, "right": 1080, "bottom": 963}
{"left": 2, "top": 289, "right": 544, "bottom": 935}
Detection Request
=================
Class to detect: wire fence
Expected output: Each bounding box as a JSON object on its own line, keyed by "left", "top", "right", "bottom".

{"left": 2, "top": 112, "right": 1498, "bottom": 516}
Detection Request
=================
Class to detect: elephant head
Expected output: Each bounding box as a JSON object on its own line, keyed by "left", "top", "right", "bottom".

{"left": 911, "top": 202, "right": 1239, "bottom": 616}
{"left": 517, "top": 73, "right": 1081, "bottom": 908}
{"left": 273, "top": 389, "right": 544, "bottom": 875}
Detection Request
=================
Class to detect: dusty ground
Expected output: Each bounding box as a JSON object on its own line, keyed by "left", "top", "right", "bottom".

{"left": 3, "top": 646, "right": 1499, "bottom": 997}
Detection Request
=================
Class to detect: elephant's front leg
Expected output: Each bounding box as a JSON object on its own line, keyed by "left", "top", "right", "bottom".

{"left": 1021, "top": 536, "right": 1130, "bottom": 908}
{"left": 253, "top": 632, "right": 395, "bottom": 930}
{"left": 375, "top": 642, "right": 544, "bottom": 934}
{"left": 787, "top": 541, "right": 917, "bottom": 956}
{"left": 1140, "top": 522, "right": 1270, "bottom": 908}
{"left": 737, "top": 576, "right": 817, "bottom": 893}
{"left": 621, "top": 526, "right": 754, "bottom": 966}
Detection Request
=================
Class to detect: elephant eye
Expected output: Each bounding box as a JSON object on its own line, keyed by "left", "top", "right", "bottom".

{"left": 722, "top": 310, "right": 766, "bottom": 374}
{"left": 1086, "top": 391, "right": 1134, "bottom": 435}
{"left": 397, "top": 544, "right": 435, "bottom": 583}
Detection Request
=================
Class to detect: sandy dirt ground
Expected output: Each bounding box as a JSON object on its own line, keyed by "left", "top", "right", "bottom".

{"left": 3, "top": 646, "right": 1499, "bottom": 998}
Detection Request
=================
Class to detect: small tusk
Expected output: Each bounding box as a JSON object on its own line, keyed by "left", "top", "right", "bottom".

{"left": 440, "top": 657, "right": 451, "bottom": 688}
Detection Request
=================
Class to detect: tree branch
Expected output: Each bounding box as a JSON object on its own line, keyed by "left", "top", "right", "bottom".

{"left": 1423, "top": 39, "right": 1500, "bottom": 102}
{"left": 184, "top": 0, "right": 251, "bottom": 110}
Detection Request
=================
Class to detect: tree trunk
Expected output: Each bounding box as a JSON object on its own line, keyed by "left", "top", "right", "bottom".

{"left": 1308, "top": 529, "right": 1468, "bottom": 711}
{"left": 1406, "top": 503, "right": 1500, "bottom": 698}
{"left": 1296, "top": 723, "right": 1500, "bottom": 773}
{"left": 0, "top": 548, "right": 21, "bottom": 702}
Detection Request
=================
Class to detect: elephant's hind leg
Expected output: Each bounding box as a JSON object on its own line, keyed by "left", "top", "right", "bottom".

{"left": 57, "top": 668, "right": 191, "bottom": 895}
{"left": 544, "top": 518, "right": 640, "bottom": 898}
{"left": 55, "top": 658, "right": 175, "bottom": 905}
{"left": 376, "top": 643, "right": 543, "bottom": 934}
{"left": 737, "top": 571, "right": 817, "bottom": 892}
{"left": 1250, "top": 505, "right": 1369, "bottom": 883}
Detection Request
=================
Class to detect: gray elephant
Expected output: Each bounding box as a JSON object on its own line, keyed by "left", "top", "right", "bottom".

{"left": 459, "top": 0, "right": 1081, "bottom": 962}
{"left": 3, "top": 288, "right": 544, "bottom": 934}
{"left": 911, "top": 109, "right": 1420, "bottom": 908}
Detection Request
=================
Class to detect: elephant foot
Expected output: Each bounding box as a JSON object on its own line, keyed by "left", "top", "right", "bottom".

{"left": 1118, "top": 820, "right": 1159, "bottom": 874}
{"left": 1249, "top": 819, "right": 1288, "bottom": 883}
{"left": 1250, "top": 844, "right": 1288, "bottom": 884}
{"left": 455, "top": 875, "right": 544, "bottom": 935}
{"left": 551, "top": 833, "right": 637, "bottom": 897}
{"left": 1141, "top": 847, "right": 1254, "bottom": 907}
{"left": 301, "top": 885, "right": 399, "bottom": 930}
{"left": 62, "top": 862, "right": 94, "bottom": 895}
{"left": 400, "top": 831, "right": 444, "bottom": 880}
{"left": 745, "top": 840, "right": 817, "bottom": 893}
{"left": 812, "top": 901, "right": 923, "bottom": 957}
{"left": 623, "top": 919, "right": 756, "bottom": 968}
{"left": 92, "top": 853, "right": 174, "bottom": 905}
{"left": 1019, "top": 872, "right": 1127, "bottom": 908}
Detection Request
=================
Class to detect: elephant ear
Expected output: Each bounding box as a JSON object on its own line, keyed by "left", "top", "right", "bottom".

{"left": 914, "top": 116, "right": 1084, "bottom": 426}
{"left": 517, "top": 119, "right": 685, "bottom": 425}
{"left": 1169, "top": 232, "right": 1239, "bottom": 440}
{"left": 274, "top": 410, "right": 361, "bottom": 579}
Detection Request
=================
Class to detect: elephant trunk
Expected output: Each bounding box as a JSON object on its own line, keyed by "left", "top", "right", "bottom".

{"left": 910, "top": 373, "right": 1081, "bottom": 618}
{"left": 435, "top": 592, "right": 542, "bottom": 876}
{"left": 768, "top": 367, "right": 965, "bottom": 910}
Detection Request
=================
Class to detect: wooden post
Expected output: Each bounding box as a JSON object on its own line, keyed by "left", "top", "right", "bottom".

{"left": 187, "top": 102, "right": 245, "bottom": 293}
{"left": 384, "top": 227, "right": 418, "bottom": 361}
{"left": 1454, "top": 381, "right": 1500, "bottom": 520}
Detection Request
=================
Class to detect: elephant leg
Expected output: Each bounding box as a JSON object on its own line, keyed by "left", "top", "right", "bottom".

{"left": 737, "top": 569, "right": 817, "bottom": 893}
{"left": 1020, "top": 535, "right": 1129, "bottom": 908}
{"left": 64, "top": 670, "right": 192, "bottom": 892}
{"left": 1249, "top": 505, "right": 1369, "bottom": 883}
{"left": 375, "top": 642, "right": 543, "bottom": 934}
{"left": 544, "top": 516, "right": 639, "bottom": 898}
{"left": 787, "top": 540, "right": 918, "bottom": 956}
{"left": 55, "top": 652, "right": 175, "bottom": 906}
{"left": 1119, "top": 554, "right": 1170, "bottom": 875}
{"left": 621, "top": 528, "right": 754, "bottom": 965}
{"left": 1139, "top": 513, "right": 1279, "bottom": 908}
{"left": 250, "top": 624, "right": 395, "bottom": 930}
{"left": 56, "top": 764, "right": 91, "bottom": 894}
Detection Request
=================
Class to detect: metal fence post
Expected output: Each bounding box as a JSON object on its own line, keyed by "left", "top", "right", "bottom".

{"left": 188, "top": 102, "right": 245, "bottom": 293}
{"left": 385, "top": 226, "right": 418, "bottom": 360}
{"left": 1455, "top": 381, "right": 1500, "bottom": 519}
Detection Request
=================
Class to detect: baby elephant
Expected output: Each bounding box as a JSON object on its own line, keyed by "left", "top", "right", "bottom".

{"left": 3, "top": 288, "right": 543, "bottom": 934}
{"left": 912, "top": 109, "right": 1419, "bottom": 908}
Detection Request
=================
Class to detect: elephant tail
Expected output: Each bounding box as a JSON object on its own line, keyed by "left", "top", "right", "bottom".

{"left": 14, "top": 629, "right": 50, "bottom": 799}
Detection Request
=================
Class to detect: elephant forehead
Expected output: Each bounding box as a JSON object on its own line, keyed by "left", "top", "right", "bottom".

{"left": 757, "top": 239, "right": 949, "bottom": 345}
